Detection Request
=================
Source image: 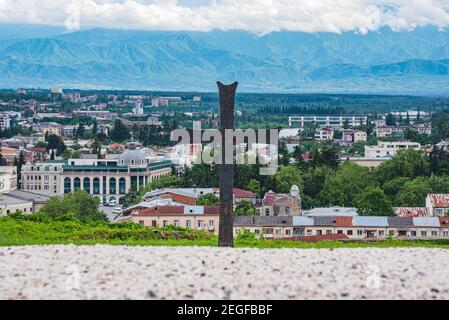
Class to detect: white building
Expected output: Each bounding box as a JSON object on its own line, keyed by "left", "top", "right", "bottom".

{"left": 0, "top": 113, "right": 12, "bottom": 129}
{"left": 289, "top": 115, "right": 367, "bottom": 128}
{"left": 365, "top": 141, "right": 421, "bottom": 158}
{"left": 20, "top": 147, "right": 173, "bottom": 205}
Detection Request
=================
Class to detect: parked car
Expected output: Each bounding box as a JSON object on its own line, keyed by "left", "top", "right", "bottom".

{"left": 112, "top": 208, "right": 123, "bottom": 215}
{"left": 109, "top": 198, "right": 117, "bottom": 206}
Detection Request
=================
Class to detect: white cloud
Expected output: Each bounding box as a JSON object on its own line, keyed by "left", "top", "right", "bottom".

{"left": 0, "top": 0, "right": 448, "bottom": 34}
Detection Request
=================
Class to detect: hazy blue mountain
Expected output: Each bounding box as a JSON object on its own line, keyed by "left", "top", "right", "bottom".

{"left": 0, "top": 25, "right": 449, "bottom": 94}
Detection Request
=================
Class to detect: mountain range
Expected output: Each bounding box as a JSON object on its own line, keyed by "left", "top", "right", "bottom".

{"left": 0, "top": 24, "right": 449, "bottom": 95}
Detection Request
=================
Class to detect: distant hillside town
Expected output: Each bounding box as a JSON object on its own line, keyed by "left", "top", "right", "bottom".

{"left": 1, "top": 88, "right": 449, "bottom": 241}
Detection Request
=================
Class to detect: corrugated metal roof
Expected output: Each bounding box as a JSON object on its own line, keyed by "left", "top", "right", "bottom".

{"left": 353, "top": 216, "right": 389, "bottom": 227}
{"left": 413, "top": 217, "right": 441, "bottom": 227}
{"left": 314, "top": 216, "right": 336, "bottom": 226}
{"left": 303, "top": 206, "right": 357, "bottom": 217}
{"left": 234, "top": 216, "right": 293, "bottom": 227}
{"left": 292, "top": 216, "right": 314, "bottom": 226}
{"left": 388, "top": 217, "right": 414, "bottom": 228}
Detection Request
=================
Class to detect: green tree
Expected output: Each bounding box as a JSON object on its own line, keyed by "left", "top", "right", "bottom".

{"left": 197, "top": 193, "right": 219, "bottom": 206}
{"left": 235, "top": 199, "right": 257, "bottom": 216}
{"left": 46, "top": 134, "right": 66, "bottom": 155}
{"left": 395, "top": 178, "right": 432, "bottom": 207}
{"left": 431, "top": 112, "right": 449, "bottom": 143}
{"left": 385, "top": 113, "right": 396, "bottom": 126}
{"left": 39, "top": 190, "right": 107, "bottom": 222}
{"left": 319, "top": 162, "right": 373, "bottom": 207}
{"left": 356, "top": 186, "right": 394, "bottom": 216}
{"left": 274, "top": 166, "right": 302, "bottom": 193}
{"left": 373, "top": 149, "right": 430, "bottom": 184}
{"left": 76, "top": 124, "right": 85, "bottom": 138}
{"left": 110, "top": 119, "right": 130, "bottom": 142}
{"left": 247, "top": 179, "right": 262, "bottom": 197}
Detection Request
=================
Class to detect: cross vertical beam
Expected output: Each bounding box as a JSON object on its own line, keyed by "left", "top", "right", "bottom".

{"left": 217, "top": 81, "right": 238, "bottom": 247}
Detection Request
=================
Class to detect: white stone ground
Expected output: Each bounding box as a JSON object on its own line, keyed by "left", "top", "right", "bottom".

{"left": 0, "top": 245, "right": 448, "bottom": 300}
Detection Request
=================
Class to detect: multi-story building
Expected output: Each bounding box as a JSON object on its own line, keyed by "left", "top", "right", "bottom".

{"left": 0, "top": 113, "right": 12, "bottom": 129}
{"left": 426, "top": 194, "right": 449, "bottom": 217}
{"left": 364, "top": 141, "right": 421, "bottom": 158}
{"left": 20, "top": 147, "right": 173, "bottom": 204}
{"left": 289, "top": 115, "right": 367, "bottom": 128}
{"left": 34, "top": 122, "right": 62, "bottom": 136}
{"left": 314, "top": 128, "right": 334, "bottom": 141}
{"left": 125, "top": 205, "right": 220, "bottom": 235}
{"left": 261, "top": 186, "right": 302, "bottom": 217}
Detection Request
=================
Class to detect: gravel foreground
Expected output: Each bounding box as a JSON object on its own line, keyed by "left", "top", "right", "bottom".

{"left": 0, "top": 245, "right": 448, "bottom": 300}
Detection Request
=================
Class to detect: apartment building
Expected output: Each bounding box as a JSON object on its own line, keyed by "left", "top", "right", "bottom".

{"left": 126, "top": 205, "right": 220, "bottom": 235}
{"left": 364, "top": 141, "right": 421, "bottom": 158}
{"left": 20, "top": 147, "right": 173, "bottom": 204}
{"left": 233, "top": 215, "right": 449, "bottom": 240}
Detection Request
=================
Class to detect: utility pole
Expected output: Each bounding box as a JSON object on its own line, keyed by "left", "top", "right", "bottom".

{"left": 217, "top": 81, "right": 238, "bottom": 247}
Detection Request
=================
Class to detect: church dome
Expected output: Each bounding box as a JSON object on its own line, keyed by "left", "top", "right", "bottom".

{"left": 118, "top": 146, "right": 146, "bottom": 165}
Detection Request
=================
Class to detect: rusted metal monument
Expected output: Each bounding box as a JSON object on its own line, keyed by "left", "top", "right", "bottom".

{"left": 217, "top": 81, "right": 238, "bottom": 247}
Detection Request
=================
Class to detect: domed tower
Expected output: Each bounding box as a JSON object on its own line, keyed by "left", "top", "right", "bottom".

{"left": 118, "top": 144, "right": 146, "bottom": 166}
{"left": 290, "top": 185, "right": 302, "bottom": 216}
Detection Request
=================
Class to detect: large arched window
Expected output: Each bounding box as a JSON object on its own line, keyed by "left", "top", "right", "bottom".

{"left": 74, "top": 178, "right": 81, "bottom": 191}
{"left": 109, "top": 177, "right": 117, "bottom": 195}
{"left": 83, "top": 178, "right": 91, "bottom": 194}
{"left": 119, "top": 178, "right": 126, "bottom": 195}
{"left": 64, "top": 177, "right": 71, "bottom": 194}
{"left": 93, "top": 178, "right": 100, "bottom": 194}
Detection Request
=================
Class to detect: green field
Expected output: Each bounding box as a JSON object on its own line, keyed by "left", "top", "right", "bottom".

{"left": 1, "top": 216, "right": 449, "bottom": 249}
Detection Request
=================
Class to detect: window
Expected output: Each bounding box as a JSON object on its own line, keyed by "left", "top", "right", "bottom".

{"left": 265, "top": 208, "right": 270, "bottom": 216}
{"left": 431, "top": 231, "right": 438, "bottom": 237}
{"left": 274, "top": 207, "right": 280, "bottom": 216}
{"left": 378, "top": 230, "right": 385, "bottom": 236}
{"left": 93, "top": 178, "right": 100, "bottom": 194}
{"left": 119, "top": 178, "right": 126, "bottom": 194}
{"left": 197, "top": 220, "right": 204, "bottom": 228}
{"left": 337, "top": 230, "right": 343, "bottom": 234}
{"left": 163, "top": 220, "right": 168, "bottom": 227}
{"left": 443, "top": 231, "right": 449, "bottom": 237}
{"left": 306, "top": 230, "right": 312, "bottom": 235}
{"left": 139, "top": 220, "right": 144, "bottom": 225}
{"left": 275, "top": 229, "right": 282, "bottom": 236}
{"left": 151, "top": 220, "right": 157, "bottom": 227}
{"left": 208, "top": 220, "right": 214, "bottom": 227}
{"left": 316, "top": 230, "right": 322, "bottom": 235}
{"left": 109, "top": 178, "right": 117, "bottom": 195}
{"left": 83, "top": 178, "right": 91, "bottom": 194}
{"left": 102, "top": 177, "right": 107, "bottom": 194}
{"left": 421, "top": 231, "right": 427, "bottom": 237}
{"left": 174, "top": 220, "right": 180, "bottom": 227}
{"left": 411, "top": 231, "right": 417, "bottom": 236}
{"left": 389, "top": 230, "right": 395, "bottom": 236}
{"left": 285, "top": 207, "right": 291, "bottom": 215}
{"left": 186, "top": 220, "right": 191, "bottom": 228}
{"left": 255, "top": 229, "right": 260, "bottom": 235}
{"left": 326, "top": 230, "right": 332, "bottom": 235}
{"left": 74, "top": 177, "right": 81, "bottom": 191}
{"left": 357, "top": 230, "right": 363, "bottom": 236}
{"left": 64, "top": 178, "right": 71, "bottom": 194}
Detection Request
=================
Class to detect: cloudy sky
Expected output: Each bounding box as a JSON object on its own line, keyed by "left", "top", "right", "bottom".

{"left": 0, "top": 0, "right": 448, "bottom": 34}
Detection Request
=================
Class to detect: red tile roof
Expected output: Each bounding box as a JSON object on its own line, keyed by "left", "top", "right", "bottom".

{"left": 430, "top": 194, "right": 449, "bottom": 208}
{"left": 394, "top": 207, "right": 429, "bottom": 217}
